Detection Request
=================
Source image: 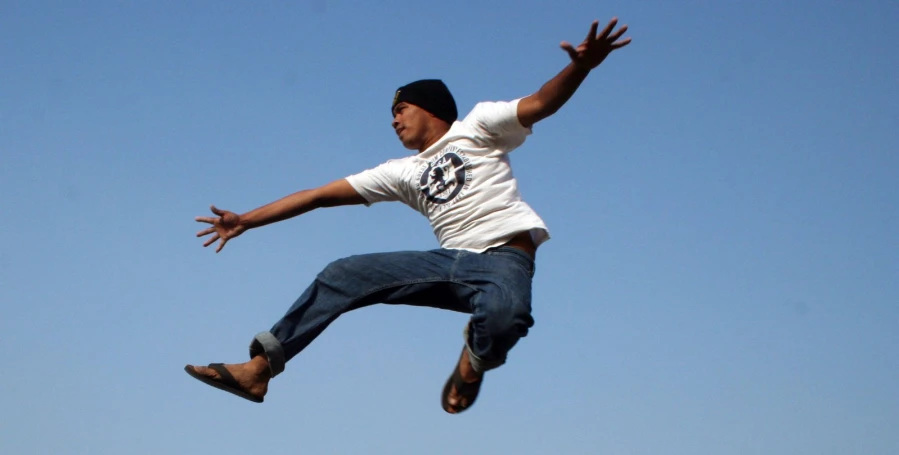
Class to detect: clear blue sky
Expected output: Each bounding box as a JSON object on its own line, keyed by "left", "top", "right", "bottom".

{"left": 2, "top": 1, "right": 897, "bottom": 454}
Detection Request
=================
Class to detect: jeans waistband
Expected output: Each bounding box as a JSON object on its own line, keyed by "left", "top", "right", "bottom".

{"left": 484, "top": 245, "right": 536, "bottom": 263}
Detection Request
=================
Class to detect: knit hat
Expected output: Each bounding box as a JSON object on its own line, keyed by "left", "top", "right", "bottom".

{"left": 391, "top": 79, "right": 458, "bottom": 124}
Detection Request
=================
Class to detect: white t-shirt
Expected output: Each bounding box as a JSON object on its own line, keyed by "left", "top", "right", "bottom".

{"left": 345, "top": 98, "right": 550, "bottom": 253}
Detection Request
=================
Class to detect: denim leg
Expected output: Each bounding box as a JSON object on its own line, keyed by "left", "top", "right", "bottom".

{"left": 456, "top": 247, "right": 536, "bottom": 373}
{"left": 249, "top": 249, "right": 471, "bottom": 377}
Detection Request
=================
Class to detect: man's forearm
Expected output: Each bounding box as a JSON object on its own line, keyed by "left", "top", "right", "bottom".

{"left": 534, "top": 63, "right": 591, "bottom": 116}
{"left": 239, "top": 189, "right": 320, "bottom": 230}
{"left": 238, "top": 178, "right": 366, "bottom": 230}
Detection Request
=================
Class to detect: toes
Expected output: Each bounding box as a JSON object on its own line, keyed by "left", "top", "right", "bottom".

{"left": 447, "top": 386, "right": 468, "bottom": 410}
{"left": 188, "top": 365, "right": 220, "bottom": 379}
{"left": 193, "top": 366, "right": 211, "bottom": 375}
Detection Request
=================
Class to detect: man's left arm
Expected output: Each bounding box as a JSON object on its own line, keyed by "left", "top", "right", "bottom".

{"left": 517, "top": 17, "right": 631, "bottom": 129}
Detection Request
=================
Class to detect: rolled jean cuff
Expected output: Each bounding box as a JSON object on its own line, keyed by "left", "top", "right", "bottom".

{"left": 463, "top": 325, "right": 506, "bottom": 373}
{"left": 249, "top": 331, "right": 286, "bottom": 378}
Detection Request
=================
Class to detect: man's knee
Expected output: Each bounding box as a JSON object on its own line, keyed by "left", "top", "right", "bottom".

{"left": 466, "top": 301, "right": 533, "bottom": 373}
{"left": 483, "top": 301, "right": 534, "bottom": 340}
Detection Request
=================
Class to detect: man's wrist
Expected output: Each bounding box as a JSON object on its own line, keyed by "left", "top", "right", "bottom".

{"left": 237, "top": 213, "right": 257, "bottom": 230}
{"left": 569, "top": 59, "right": 591, "bottom": 71}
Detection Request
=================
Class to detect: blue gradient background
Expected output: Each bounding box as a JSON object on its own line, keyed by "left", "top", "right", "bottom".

{"left": 2, "top": 1, "right": 896, "bottom": 454}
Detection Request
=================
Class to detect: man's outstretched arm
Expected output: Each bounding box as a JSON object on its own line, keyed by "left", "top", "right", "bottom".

{"left": 239, "top": 179, "right": 367, "bottom": 228}
{"left": 517, "top": 17, "right": 631, "bottom": 129}
{"left": 196, "top": 178, "right": 366, "bottom": 253}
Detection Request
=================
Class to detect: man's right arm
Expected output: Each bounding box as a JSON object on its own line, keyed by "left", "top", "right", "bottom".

{"left": 239, "top": 178, "right": 367, "bottom": 230}
{"left": 197, "top": 178, "right": 370, "bottom": 253}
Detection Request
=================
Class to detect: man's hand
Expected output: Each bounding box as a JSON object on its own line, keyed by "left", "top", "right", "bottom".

{"left": 516, "top": 17, "right": 631, "bottom": 128}
{"left": 196, "top": 205, "right": 246, "bottom": 253}
{"left": 561, "top": 18, "right": 631, "bottom": 71}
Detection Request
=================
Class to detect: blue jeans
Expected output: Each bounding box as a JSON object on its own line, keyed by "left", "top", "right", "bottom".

{"left": 249, "top": 246, "right": 536, "bottom": 377}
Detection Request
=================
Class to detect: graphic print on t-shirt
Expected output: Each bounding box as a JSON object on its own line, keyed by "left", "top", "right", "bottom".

{"left": 418, "top": 145, "right": 472, "bottom": 207}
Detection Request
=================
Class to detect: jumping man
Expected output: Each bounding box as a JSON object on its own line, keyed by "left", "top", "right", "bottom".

{"left": 185, "top": 17, "right": 631, "bottom": 414}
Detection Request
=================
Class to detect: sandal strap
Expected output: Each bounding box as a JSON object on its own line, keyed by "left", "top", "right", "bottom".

{"left": 208, "top": 363, "right": 240, "bottom": 388}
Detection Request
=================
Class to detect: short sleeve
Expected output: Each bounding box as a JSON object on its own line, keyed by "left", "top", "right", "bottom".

{"left": 462, "top": 98, "right": 533, "bottom": 151}
{"left": 345, "top": 159, "right": 406, "bottom": 206}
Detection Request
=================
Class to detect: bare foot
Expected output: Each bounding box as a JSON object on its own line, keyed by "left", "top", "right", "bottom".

{"left": 444, "top": 348, "right": 483, "bottom": 414}
{"left": 185, "top": 355, "right": 272, "bottom": 402}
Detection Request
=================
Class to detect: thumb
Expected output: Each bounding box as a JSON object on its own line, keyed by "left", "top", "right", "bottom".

{"left": 210, "top": 205, "right": 225, "bottom": 216}
{"left": 560, "top": 41, "right": 578, "bottom": 60}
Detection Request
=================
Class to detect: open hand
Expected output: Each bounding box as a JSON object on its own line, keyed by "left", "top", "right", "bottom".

{"left": 196, "top": 205, "right": 245, "bottom": 253}
{"left": 561, "top": 18, "right": 631, "bottom": 70}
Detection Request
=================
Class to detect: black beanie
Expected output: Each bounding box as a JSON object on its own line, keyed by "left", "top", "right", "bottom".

{"left": 391, "top": 79, "right": 458, "bottom": 124}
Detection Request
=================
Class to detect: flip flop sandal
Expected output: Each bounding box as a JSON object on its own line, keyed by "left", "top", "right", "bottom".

{"left": 184, "top": 363, "right": 264, "bottom": 403}
{"left": 441, "top": 348, "right": 483, "bottom": 413}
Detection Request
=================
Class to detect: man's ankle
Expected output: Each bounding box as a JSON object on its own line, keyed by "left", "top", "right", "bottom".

{"left": 248, "top": 355, "right": 273, "bottom": 378}
{"left": 459, "top": 353, "right": 482, "bottom": 382}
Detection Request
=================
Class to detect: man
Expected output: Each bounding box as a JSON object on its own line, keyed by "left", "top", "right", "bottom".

{"left": 185, "top": 17, "right": 630, "bottom": 414}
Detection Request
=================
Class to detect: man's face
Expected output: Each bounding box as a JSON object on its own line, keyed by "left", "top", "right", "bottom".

{"left": 391, "top": 102, "right": 431, "bottom": 150}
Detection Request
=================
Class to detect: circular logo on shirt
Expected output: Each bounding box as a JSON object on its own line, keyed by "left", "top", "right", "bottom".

{"left": 419, "top": 151, "right": 468, "bottom": 205}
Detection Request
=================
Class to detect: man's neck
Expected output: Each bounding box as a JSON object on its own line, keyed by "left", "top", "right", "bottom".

{"left": 417, "top": 124, "right": 451, "bottom": 153}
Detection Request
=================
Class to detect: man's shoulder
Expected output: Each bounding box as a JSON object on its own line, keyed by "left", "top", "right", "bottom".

{"left": 366, "top": 155, "right": 423, "bottom": 175}
{"left": 461, "top": 99, "right": 521, "bottom": 123}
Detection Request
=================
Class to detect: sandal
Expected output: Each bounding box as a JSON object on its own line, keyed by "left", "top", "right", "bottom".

{"left": 440, "top": 347, "right": 482, "bottom": 413}
{"left": 184, "top": 363, "right": 264, "bottom": 403}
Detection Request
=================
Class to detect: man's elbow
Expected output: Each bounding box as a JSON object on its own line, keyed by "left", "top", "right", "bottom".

{"left": 314, "top": 179, "right": 367, "bottom": 208}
